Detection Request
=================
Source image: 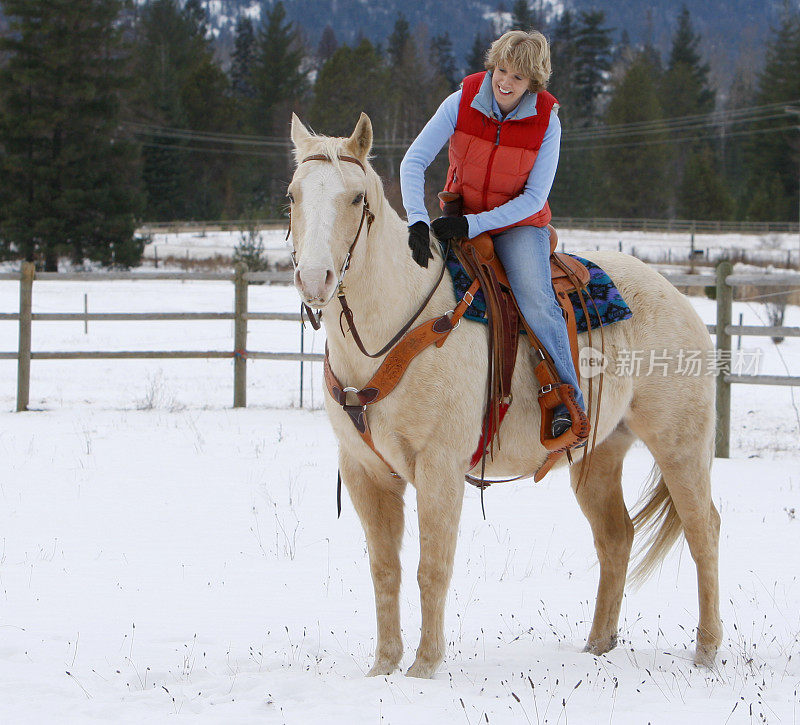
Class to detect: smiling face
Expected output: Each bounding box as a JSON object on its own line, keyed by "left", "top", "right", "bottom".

{"left": 491, "top": 65, "right": 530, "bottom": 115}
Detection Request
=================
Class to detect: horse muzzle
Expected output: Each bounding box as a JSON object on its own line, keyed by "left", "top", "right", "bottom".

{"left": 294, "top": 263, "right": 337, "bottom": 308}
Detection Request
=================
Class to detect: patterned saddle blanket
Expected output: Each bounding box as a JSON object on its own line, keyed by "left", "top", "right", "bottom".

{"left": 444, "top": 249, "right": 633, "bottom": 333}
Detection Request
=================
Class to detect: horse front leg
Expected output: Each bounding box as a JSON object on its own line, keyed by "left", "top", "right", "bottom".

{"left": 407, "top": 457, "right": 464, "bottom": 679}
{"left": 340, "top": 453, "right": 407, "bottom": 676}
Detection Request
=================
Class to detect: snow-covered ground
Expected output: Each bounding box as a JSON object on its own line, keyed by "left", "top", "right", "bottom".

{"left": 0, "top": 264, "right": 798, "bottom": 723}
{"left": 142, "top": 226, "right": 800, "bottom": 267}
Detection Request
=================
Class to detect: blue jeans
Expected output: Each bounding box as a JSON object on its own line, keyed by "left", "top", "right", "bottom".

{"left": 492, "top": 225, "right": 585, "bottom": 411}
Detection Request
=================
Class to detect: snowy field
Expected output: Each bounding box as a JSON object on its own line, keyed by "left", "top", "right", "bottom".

{"left": 143, "top": 226, "right": 800, "bottom": 267}
{"left": 0, "top": 257, "right": 799, "bottom": 723}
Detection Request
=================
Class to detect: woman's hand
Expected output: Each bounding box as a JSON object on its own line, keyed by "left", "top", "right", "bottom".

{"left": 431, "top": 215, "right": 468, "bottom": 242}
{"left": 407, "top": 221, "right": 434, "bottom": 267}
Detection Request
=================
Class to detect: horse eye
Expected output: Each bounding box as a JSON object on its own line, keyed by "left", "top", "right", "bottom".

{"left": 352, "top": 193, "right": 364, "bottom": 205}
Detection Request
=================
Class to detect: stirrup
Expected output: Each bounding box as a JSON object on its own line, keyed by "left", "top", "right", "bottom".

{"left": 540, "top": 384, "right": 589, "bottom": 452}
{"left": 551, "top": 404, "right": 572, "bottom": 438}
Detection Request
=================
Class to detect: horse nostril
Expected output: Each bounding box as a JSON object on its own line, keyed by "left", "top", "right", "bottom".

{"left": 294, "top": 267, "right": 303, "bottom": 288}
{"left": 325, "top": 269, "right": 335, "bottom": 288}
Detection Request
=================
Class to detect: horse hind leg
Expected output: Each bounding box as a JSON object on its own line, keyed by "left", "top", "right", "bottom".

{"left": 627, "top": 411, "right": 722, "bottom": 667}
{"left": 571, "top": 422, "right": 637, "bottom": 655}
{"left": 339, "top": 454, "right": 406, "bottom": 676}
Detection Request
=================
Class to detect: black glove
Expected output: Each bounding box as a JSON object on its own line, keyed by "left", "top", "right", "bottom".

{"left": 407, "top": 221, "right": 434, "bottom": 268}
{"left": 431, "top": 215, "right": 469, "bottom": 242}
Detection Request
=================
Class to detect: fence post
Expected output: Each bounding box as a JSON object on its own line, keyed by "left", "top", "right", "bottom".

{"left": 16, "top": 261, "right": 35, "bottom": 412}
{"left": 233, "top": 262, "right": 248, "bottom": 408}
{"left": 714, "top": 260, "right": 733, "bottom": 458}
{"left": 299, "top": 320, "right": 306, "bottom": 408}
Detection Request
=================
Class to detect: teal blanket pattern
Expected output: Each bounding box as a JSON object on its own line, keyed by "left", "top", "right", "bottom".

{"left": 444, "top": 249, "right": 633, "bottom": 332}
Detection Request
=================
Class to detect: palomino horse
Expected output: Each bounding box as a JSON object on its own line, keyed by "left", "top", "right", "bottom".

{"left": 288, "top": 113, "right": 721, "bottom": 678}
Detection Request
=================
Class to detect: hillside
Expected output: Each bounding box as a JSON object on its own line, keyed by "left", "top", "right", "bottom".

{"left": 0, "top": 0, "right": 790, "bottom": 82}
{"left": 201, "top": 0, "right": 793, "bottom": 83}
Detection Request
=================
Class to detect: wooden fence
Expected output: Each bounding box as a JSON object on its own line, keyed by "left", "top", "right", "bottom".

{"left": 551, "top": 217, "right": 800, "bottom": 235}
{"left": 1, "top": 261, "right": 799, "bottom": 458}
{"left": 667, "top": 264, "right": 800, "bottom": 456}
{"left": 138, "top": 217, "right": 800, "bottom": 235}
{"left": 0, "top": 263, "right": 324, "bottom": 411}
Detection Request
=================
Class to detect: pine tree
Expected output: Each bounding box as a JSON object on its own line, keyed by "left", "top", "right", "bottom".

{"left": 250, "top": 2, "right": 306, "bottom": 136}
{"left": 549, "top": 10, "right": 578, "bottom": 111}
{"left": 131, "top": 0, "right": 240, "bottom": 220}
{"left": 720, "top": 64, "right": 758, "bottom": 216}
{"left": 431, "top": 32, "right": 459, "bottom": 91}
{"left": 660, "top": 6, "right": 719, "bottom": 217}
{"left": 0, "top": 0, "right": 144, "bottom": 269}
{"left": 248, "top": 2, "right": 307, "bottom": 212}
{"left": 231, "top": 16, "right": 256, "bottom": 99}
{"left": 677, "top": 147, "right": 734, "bottom": 219}
{"left": 132, "top": 0, "right": 200, "bottom": 220}
{"left": 387, "top": 14, "right": 411, "bottom": 69}
{"left": 386, "top": 26, "right": 450, "bottom": 176}
{"left": 663, "top": 5, "right": 714, "bottom": 118}
{"left": 550, "top": 11, "right": 613, "bottom": 217}
{"left": 742, "top": 9, "right": 800, "bottom": 220}
{"left": 467, "top": 30, "right": 489, "bottom": 73}
{"left": 602, "top": 50, "right": 669, "bottom": 218}
{"left": 510, "top": 1, "right": 536, "bottom": 32}
{"left": 309, "top": 39, "right": 388, "bottom": 138}
{"left": 573, "top": 11, "right": 613, "bottom": 124}
{"left": 183, "top": 0, "right": 208, "bottom": 40}
{"left": 179, "top": 57, "right": 241, "bottom": 219}
{"left": 317, "top": 25, "right": 338, "bottom": 67}
{"left": 549, "top": 11, "right": 582, "bottom": 216}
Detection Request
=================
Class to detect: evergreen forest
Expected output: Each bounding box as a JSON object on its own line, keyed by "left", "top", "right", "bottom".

{"left": 1, "top": 0, "right": 800, "bottom": 268}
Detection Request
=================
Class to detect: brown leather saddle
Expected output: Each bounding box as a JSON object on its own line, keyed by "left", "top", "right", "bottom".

{"left": 463, "top": 222, "right": 590, "bottom": 380}
{"left": 438, "top": 192, "right": 595, "bottom": 483}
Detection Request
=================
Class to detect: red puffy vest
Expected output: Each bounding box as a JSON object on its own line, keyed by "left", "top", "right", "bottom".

{"left": 443, "top": 72, "right": 557, "bottom": 232}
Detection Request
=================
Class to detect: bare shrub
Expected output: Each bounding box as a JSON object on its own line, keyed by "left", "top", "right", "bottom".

{"left": 765, "top": 292, "right": 789, "bottom": 344}
{"left": 233, "top": 221, "right": 270, "bottom": 272}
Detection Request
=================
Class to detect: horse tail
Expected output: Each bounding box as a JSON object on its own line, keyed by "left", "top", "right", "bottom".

{"left": 628, "top": 463, "right": 683, "bottom": 587}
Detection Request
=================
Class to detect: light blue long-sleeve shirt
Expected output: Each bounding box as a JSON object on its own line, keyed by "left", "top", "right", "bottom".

{"left": 400, "top": 77, "right": 561, "bottom": 238}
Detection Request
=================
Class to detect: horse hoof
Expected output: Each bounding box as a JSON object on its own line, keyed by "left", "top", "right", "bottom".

{"left": 694, "top": 644, "right": 718, "bottom": 669}
{"left": 367, "top": 659, "right": 400, "bottom": 677}
{"left": 583, "top": 634, "right": 618, "bottom": 656}
{"left": 406, "top": 659, "right": 439, "bottom": 679}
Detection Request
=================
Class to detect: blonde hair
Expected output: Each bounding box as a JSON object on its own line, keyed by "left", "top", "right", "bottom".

{"left": 485, "top": 30, "right": 551, "bottom": 92}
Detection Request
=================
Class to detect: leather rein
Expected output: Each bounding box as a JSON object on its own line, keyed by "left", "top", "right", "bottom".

{"left": 289, "top": 153, "right": 601, "bottom": 501}
{"left": 290, "top": 152, "right": 481, "bottom": 498}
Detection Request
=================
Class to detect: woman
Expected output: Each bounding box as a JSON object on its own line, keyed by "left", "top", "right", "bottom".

{"left": 400, "top": 29, "right": 584, "bottom": 439}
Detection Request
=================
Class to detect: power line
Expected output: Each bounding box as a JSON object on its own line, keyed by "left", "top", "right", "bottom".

{"left": 563, "top": 109, "right": 793, "bottom": 142}
{"left": 124, "top": 122, "right": 291, "bottom": 147}
{"left": 137, "top": 140, "right": 288, "bottom": 157}
{"left": 125, "top": 99, "right": 800, "bottom": 150}
{"left": 562, "top": 99, "right": 800, "bottom": 139}
{"left": 132, "top": 121, "right": 800, "bottom": 159}
{"left": 562, "top": 121, "right": 799, "bottom": 153}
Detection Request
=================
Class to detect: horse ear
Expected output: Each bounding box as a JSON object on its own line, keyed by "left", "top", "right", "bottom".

{"left": 290, "top": 113, "right": 312, "bottom": 148}
{"left": 346, "top": 112, "right": 373, "bottom": 161}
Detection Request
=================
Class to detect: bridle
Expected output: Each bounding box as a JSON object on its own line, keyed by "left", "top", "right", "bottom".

{"left": 289, "top": 152, "right": 596, "bottom": 505}
{"left": 288, "top": 152, "right": 450, "bottom": 359}
{"left": 287, "top": 153, "right": 375, "bottom": 328}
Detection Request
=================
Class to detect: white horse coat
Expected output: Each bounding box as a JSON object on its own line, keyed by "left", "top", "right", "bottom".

{"left": 288, "top": 113, "right": 721, "bottom": 678}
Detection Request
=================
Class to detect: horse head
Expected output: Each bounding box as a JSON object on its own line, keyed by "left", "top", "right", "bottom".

{"left": 288, "top": 113, "right": 375, "bottom": 308}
